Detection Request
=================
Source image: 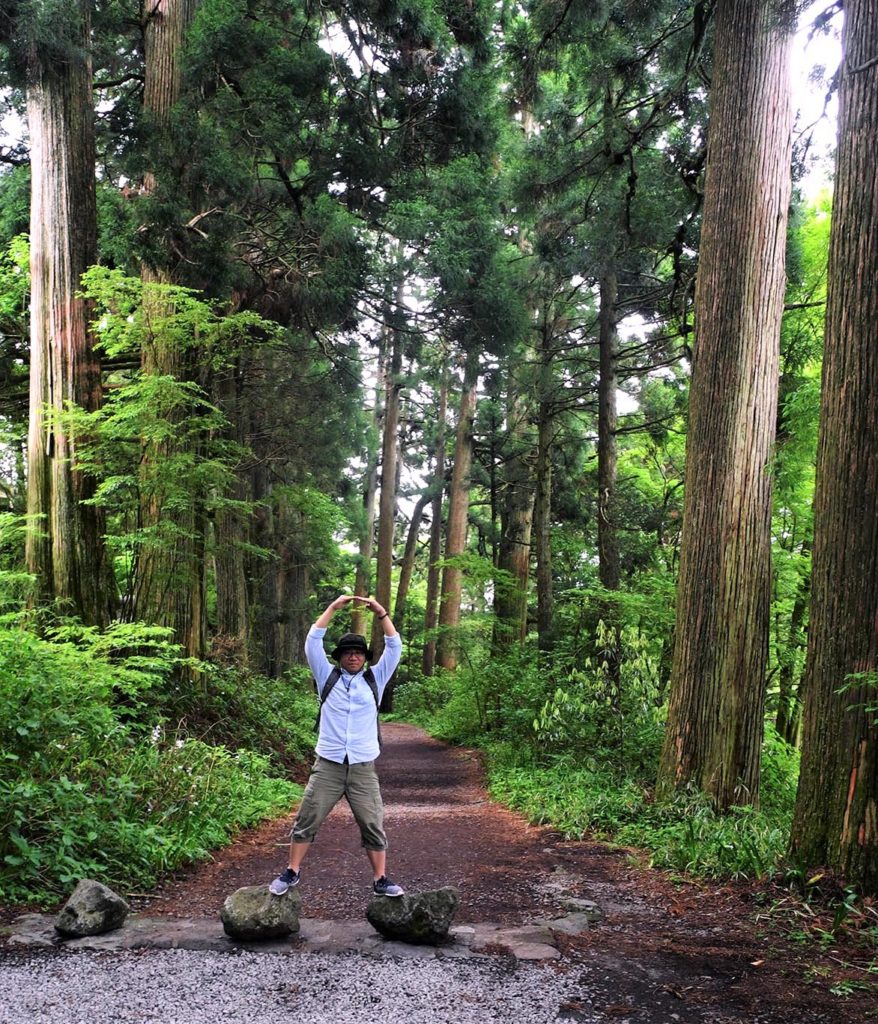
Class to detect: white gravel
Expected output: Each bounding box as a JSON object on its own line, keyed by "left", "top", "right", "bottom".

{"left": 0, "top": 949, "right": 595, "bottom": 1024}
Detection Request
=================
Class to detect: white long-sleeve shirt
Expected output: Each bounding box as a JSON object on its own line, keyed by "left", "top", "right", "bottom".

{"left": 305, "top": 626, "right": 402, "bottom": 764}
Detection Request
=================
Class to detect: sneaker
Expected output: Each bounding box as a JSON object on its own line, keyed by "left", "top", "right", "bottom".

{"left": 372, "top": 875, "right": 405, "bottom": 897}
{"left": 269, "top": 867, "right": 300, "bottom": 896}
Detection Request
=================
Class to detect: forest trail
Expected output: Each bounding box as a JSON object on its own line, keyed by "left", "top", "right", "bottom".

{"left": 137, "top": 722, "right": 585, "bottom": 922}
{"left": 127, "top": 724, "right": 866, "bottom": 1023}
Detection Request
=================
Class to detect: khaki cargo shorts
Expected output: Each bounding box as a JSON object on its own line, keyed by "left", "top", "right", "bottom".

{"left": 290, "top": 756, "right": 387, "bottom": 851}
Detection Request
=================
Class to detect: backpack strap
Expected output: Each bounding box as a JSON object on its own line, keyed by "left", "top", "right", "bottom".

{"left": 314, "top": 666, "right": 382, "bottom": 747}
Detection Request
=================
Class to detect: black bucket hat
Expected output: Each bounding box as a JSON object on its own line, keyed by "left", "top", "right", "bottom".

{"left": 330, "top": 632, "right": 371, "bottom": 660}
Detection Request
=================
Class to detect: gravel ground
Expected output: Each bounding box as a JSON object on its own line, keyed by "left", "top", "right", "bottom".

{"left": 0, "top": 949, "right": 593, "bottom": 1024}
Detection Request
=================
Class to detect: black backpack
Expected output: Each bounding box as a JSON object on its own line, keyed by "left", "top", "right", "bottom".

{"left": 314, "top": 666, "right": 383, "bottom": 747}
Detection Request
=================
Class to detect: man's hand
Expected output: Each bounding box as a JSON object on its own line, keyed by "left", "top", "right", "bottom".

{"left": 351, "top": 595, "right": 386, "bottom": 617}
{"left": 315, "top": 594, "right": 357, "bottom": 629}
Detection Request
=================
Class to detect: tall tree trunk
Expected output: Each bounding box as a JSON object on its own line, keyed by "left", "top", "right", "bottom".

{"left": 597, "top": 265, "right": 620, "bottom": 593}
{"left": 774, "top": 541, "right": 810, "bottom": 746}
{"left": 213, "top": 357, "right": 249, "bottom": 664}
{"left": 437, "top": 351, "right": 479, "bottom": 671}
{"left": 494, "top": 355, "right": 535, "bottom": 646}
{"left": 596, "top": 264, "right": 622, "bottom": 690}
{"left": 25, "top": 0, "right": 115, "bottom": 626}
{"left": 250, "top": 444, "right": 279, "bottom": 676}
{"left": 790, "top": 0, "right": 878, "bottom": 893}
{"left": 137, "top": 0, "right": 205, "bottom": 660}
{"left": 422, "top": 366, "right": 448, "bottom": 676}
{"left": 351, "top": 365, "right": 382, "bottom": 637}
{"left": 371, "top": 275, "right": 405, "bottom": 659}
{"left": 535, "top": 323, "right": 555, "bottom": 651}
{"left": 394, "top": 491, "right": 431, "bottom": 629}
{"left": 657, "top": 0, "right": 794, "bottom": 809}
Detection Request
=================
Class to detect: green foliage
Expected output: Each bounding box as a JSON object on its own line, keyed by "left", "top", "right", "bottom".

{"left": 66, "top": 270, "right": 285, "bottom": 605}
{"left": 399, "top": 622, "right": 799, "bottom": 881}
{"left": 0, "top": 514, "right": 32, "bottom": 612}
{"left": 138, "top": 663, "right": 320, "bottom": 772}
{"left": 0, "top": 624, "right": 300, "bottom": 905}
{"left": 0, "top": 169, "right": 29, "bottom": 246}
{"left": 535, "top": 621, "right": 665, "bottom": 774}
{"left": 0, "top": 234, "right": 29, "bottom": 448}
{"left": 487, "top": 728, "right": 799, "bottom": 881}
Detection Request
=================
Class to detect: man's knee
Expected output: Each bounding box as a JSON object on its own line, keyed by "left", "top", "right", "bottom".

{"left": 291, "top": 757, "right": 344, "bottom": 842}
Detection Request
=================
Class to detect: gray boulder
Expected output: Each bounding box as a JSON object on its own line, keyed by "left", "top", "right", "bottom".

{"left": 220, "top": 885, "right": 301, "bottom": 941}
{"left": 55, "top": 879, "right": 129, "bottom": 937}
{"left": 366, "top": 887, "right": 459, "bottom": 945}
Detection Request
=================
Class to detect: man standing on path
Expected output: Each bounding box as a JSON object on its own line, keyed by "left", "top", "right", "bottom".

{"left": 270, "top": 594, "right": 405, "bottom": 898}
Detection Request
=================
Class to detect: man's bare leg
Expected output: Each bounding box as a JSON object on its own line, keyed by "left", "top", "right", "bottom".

{"left": 366, "top": 848, "right": 386, "bottom": 881}
{"left": 288, "top": 840, "right": 310, "bottom": 871}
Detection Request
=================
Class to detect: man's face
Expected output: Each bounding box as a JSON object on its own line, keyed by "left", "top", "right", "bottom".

{"left": 339, "top": 648, "right": 366, "bottom": 673}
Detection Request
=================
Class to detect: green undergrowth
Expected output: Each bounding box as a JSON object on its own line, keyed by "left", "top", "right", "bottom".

{"left": 486, "top": 741, "right": 796, "bottom": 880}
{"left": 0, "top": 624, "right": 306, "bottom": 906}
{"left": 393, "top": 636, "right": 800, "bottom": 883}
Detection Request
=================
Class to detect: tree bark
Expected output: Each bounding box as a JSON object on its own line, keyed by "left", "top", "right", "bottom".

{"left": 351, "top": 365, "right": 382, "bottom": 637}
{"left": 657, "top": 0, "right": 794, "bottom": 809}
{"left": 371, "top": 276, "right": 405, "bottom": 659}
{"left": 437, "top": 351, "right": 479, "bottom": 671}
{"left": 422, "top": 366, "right": 448, "bottom": 676}
{"left": 25, "top": 0, "right": 115, "bottom": 626}
{"left": 790, "top": 0, "right": 878, "bottom": 893}
{"left": 213, "top": 358, "right": 249, "bottom": 664}
{"left": 534, "top": 323, "right": 555, "bottom": 651}
{"left": 137, "top": 0, "right": 205, "bottom": 661}
{"left": 394, "top": 491, "right": 431, "bottom": 630}
{"left": 494, "top": 355, "right": 535, "bottom": 646}
{"left": 597, "top": 265, "right": 620, "bottom": 593}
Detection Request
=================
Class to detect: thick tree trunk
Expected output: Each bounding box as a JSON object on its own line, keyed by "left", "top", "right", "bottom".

{"left": 422, "top": 368, "right": 448, "bottom": 676}
{"left": 790, "top": 0, "right": 878, "bottom": 893}
{"left": 494, "top": 359, "right": 535, "bottom": 646}
{"left": 25, "top": 1, "right": 115, "bottom": 626}
{"left": 213, "top": 358, "right": 249, "bottom": 664}
{"left": 137, "top": 0, "right": 205, "bottom": 660}
{"left": 657, "top": 0, "right": 794, "bottom": 809}
{"left": 437, "top": 352, "right": 479, "bottom": 671}
{"left": 250, "top": 452, "right": 279, "bottom": 676}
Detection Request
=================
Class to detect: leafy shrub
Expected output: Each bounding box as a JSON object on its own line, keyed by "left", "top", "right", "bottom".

{"left": 615, "top": 795, "right": 790, "bottom": 880}
{"left": 394, "top": 645, "right": 556, "bottom": 746}
{"left": 390, "top": 669, "right": 455, "bottom": 727}
{"left": 487, "top": 757, "right": 649, "bottom": 837}
{"left": 137, "top": 663, "right": 319, "bottom": 770}
{"left": 534, "top": 622, "right": 665, "bottom": 774}
{"left": 0, "top": 627, "right": 300, "bottom": 905}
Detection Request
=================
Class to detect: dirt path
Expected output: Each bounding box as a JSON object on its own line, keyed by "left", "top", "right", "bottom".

{"left": 125, "top": 723, "right": 872, "bottom": 1023}
{"left": 136, "top": 723, "right": 581, "bottom": 922}
{"left": 0, "top": 726, "right": 872, "bottom": 1023}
